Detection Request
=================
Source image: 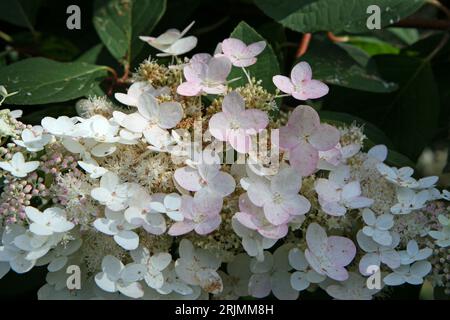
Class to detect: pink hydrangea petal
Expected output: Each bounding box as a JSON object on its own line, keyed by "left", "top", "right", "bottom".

{"left": 315, "top": 179, "right": 340, "bottom": 202}
{"left": 208, "top": 171, "right": 236, "bottom": 196}
{"left": 234, "top": 211, "right": 258, "bottom": 230}
{"left": 207, "top": 56, "right": 232, "bottom": 82}
{"left": 306, "top": 223, "right": 328, "bottom": 254}
{"left": 195, "top": 215, "right": 221, "bottom": 235}
{"left": 279, "top": 125, "right": 300, "bottom": 150}
{"left": 222, "top": 91, "right": 245, "bottom": 116}
{"left": 202, "top": 84, "right": 227, "bottom": 95}
{"left": 273, "top": 75, "right": 294, "bottom": 95}
{"left": 289, "top": 140, "right": 319, "bottom": 176}
{"left": 232, "top": 57, "right": 257, "bottom": 68}
{"left": 326, "top": 236, "right": 356, "bottom": 267}
{"left": 291, "top": 62, "right": 312, "bottom": 84}
{"left": 263, "top": 200, "right": 291, "bottom": 225}
{"left": 193, "top": 188, "right": 223, "bottom": 214}
{"left": 184, "top": 62, "right": 206, "bottom": 82}
{"left": 240, "top": 109, "right": 269, "bottom": 133}
{"left": 228, "top": 130, "right": 252, "bottom": 154}
{"left": 259, "top": 223, "right": 288, "bottom": 240}
{"left": 238, "top": 193, "right": 260, "bottom": 215}
{"left": 246, "top": 41, "right": 266, "bottom": 57}
{"left": 177, "top": 82, "right": 202, "bottom": 96}
{"left": 288, "top": 105, "right": 321, "bottom": 136}
{"left": 270, "top": 167, "right": 301, "bottom": 195}
{"left": 168, "top": 221, "right": 195, "bottom": 236}
{"left": 282, "top": 195, "right": 311, "bottom": 216}
{"left": 191, "top": 53, "right": 211, "bottom": 64}
{"left": 319, "top": 198, "right": 347, "bottom": 216}
{"left": 309, "top": 124, "right": 340, "bottom": 151}
{"left": 221, "top": 38, "right": 246, "bottom": 56}
{"left": 341, "top": 181, "right": 361, "bottom": 200}
{"left": 174, "top": 167, "right": 202, "bottom": 192}
{"left": 208, "top": 113, "right": 230, "bottom": 141}
{"left": 301, "top": 80, "right": 329, "bottom": 99}
{"left": 247, "top": 180, "right": 271, "bottom": 207}
{"left": 249, "top": 274, "right": 272, "bottom": 298}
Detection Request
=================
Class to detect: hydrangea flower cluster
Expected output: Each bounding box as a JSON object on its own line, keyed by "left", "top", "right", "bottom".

{"left": 0, "top": 26, "right": 449, "bottom": 300}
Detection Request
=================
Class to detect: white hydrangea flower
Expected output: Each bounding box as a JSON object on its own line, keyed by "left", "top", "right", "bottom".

{"left": 14, "top": 125, "right": 52, "bottom": 152}
{"left": 383, "top": 261, "right": 432, "bottom": 286}
{"left": 150, "top": 193, "right": 183, "bottom": 221}
{"left": 361, "top": 208, "right": 395, "bottom": 246}
{"left": 0, "top": 225, "right": 60, "bottom": 274}
{"left": 399, "top": 240, "right": 432, "bottom": 265}
{"left": 77, "top": 115, "right": 120, "bottom": 143}
{"left": 376, "top": 163, "right": 419, "bottom": 188}
{"left": 357, "top": 230, "right": 401, "bottom": 276}
{"left": 115, "top": 82, "right": 170, "bottom": 107}
{"left": 174, "top": 239, "right": 223, "bottom": 294}
{"left": 390, "top": 187, "right": 430, "bottom": 215}
{"left": 288, "top": 248, "right": 326, "bottom": 292}
{"left": 78, "top": 159, "right": 108, "bottom": 179}
{"left": 315, "top": 165, "right": 373, "bottom": 216}
{"left": 124, "top": 186, "right": 167, "bottom": 235}
{"left": 326, "top": 272, "right": 381, "bottom": 300}
{"left": 41, "top": 116, "right": 82, "bottom": 137}
{"left": 231, "top": 217, "right": 277, "bottom": 262}
{"left": 219, "top": 253, "right": 252, "bottom": 298}
{"left": 247, "top": 166, "right": 310, "bottom": 225}
{"left": 91, "top": 172, "right": 131, "bottom": 211}
{"left": 155, "top": 264, "right": 194, "bottom": 296}
{"left": 0, "top": 152, "right": 39, "bottom": 178}
{"left": 140, "top": 21, "right": 197, "bottom": 57}
{"left": 118, "top": 93, "right": 183, "bottom": 149}
{"left": 95, "top": 255, "right": 145, "bottom": 299}
{"left": 25, "top": 206, "right": 74, "bottom": 236}
{"left": 93, "top": 208, "right": 139, "bottom": 250}
{"left": 130, "top": 246, "right": 171, "bottom": 290}
{"left": 248, "top": 245, "right": 298, "bottom": 300}
{"left": 428, "top": 215, "right": 450, "bottom": 247}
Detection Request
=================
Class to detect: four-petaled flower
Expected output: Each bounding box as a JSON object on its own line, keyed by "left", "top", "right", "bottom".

{"left": 273, "top": 62, "right": 329, "bottom": 100}
{"left": 209, "top": 91, "right": 268, "bottom": 153}
{"left": 279, "top": 105, "right": 340, "bottom": 176}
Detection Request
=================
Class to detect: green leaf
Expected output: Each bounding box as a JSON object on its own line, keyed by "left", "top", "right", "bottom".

{"left": 373, "top": 54, "right": 440, "bottom": 161}
{"left": 347, "top": 36, "right": 401, "bottom": 56}
{"left": 301, "top": 37, "right": 398, "bottom": 92}
{"left": 229, "top": 21, "right": 280, "bottom": 92}
{"left": 0, "top": 0, "right": 41, "bottom": 32}
{"left": 93, "top": 0, "right": 166, "bottom": 65}
{"left": 77, "top": 44, "right": 104, "bottom": 64}
{"left": 254, "top": 0, "right": 425, "bottom": 34}
{"left": 0, "top": 58, "right": 108, "bottom": 105}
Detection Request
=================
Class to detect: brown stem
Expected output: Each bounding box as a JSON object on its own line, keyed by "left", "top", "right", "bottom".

{"left": 296, "top": 33, "right": 312, "bottom": 58}
{"left": 327, "top": 32, "right": 349, "bottom": 43}
{"left": 393, "top": 18, "right": 450, "bottom": 30}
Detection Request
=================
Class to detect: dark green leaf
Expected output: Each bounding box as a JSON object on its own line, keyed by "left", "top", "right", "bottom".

{"left": 93, "top": 0, "right": 166, "bottom": 65}
{"left": 229, "top": 21, "right": 280, "bottom": 92}
{"left": 77, "top": 44, "right": 104, "bottom": 64}
{"left": 0, "top": 0, "right": 41, "bottom": 32}
{"left": 0, "top": 58, "right": 108, "bottom": 105}
{"left": 347, "top": 36, "right": 401, "bottom": 56}
{"left": 301, "top": 37, "right": 398, "bottom": 92}
{"left": 254, "top": 0, "right": 425, "bottom": 34}
{"left": 373, "top": 54, "right": 440, "bottom": 161}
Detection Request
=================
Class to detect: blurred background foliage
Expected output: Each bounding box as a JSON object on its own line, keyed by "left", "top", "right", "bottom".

{"left": 0, "top": 0, "right": 449, "bottom": 299}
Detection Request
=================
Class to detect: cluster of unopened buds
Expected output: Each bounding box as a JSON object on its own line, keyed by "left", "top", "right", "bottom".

{"left": 0, "top": 22, "right": 449, "bottom": 300}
